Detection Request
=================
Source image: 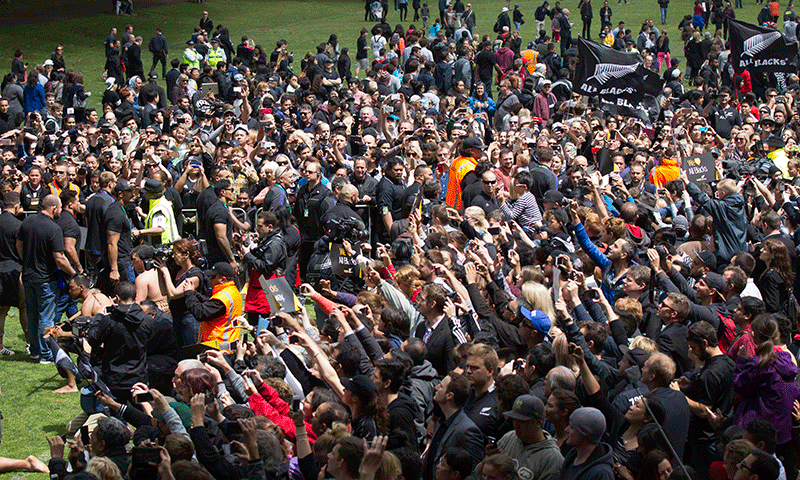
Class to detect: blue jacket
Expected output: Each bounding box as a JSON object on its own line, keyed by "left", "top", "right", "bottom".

{"left": 574, "top": 222, "right": 626, "bottom": 301}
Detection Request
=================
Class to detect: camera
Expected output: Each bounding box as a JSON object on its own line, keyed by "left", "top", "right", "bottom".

{"left": 325, "top": 217, "right": 369, "bottom": 243}
{"left": 585, "top": 289, "right": 599, "bottom": 300}
{"left": 654, "top": 244, "right": 669, "bottom": 258}
{"left": 143, "top": 246, "right": 173, "bottom": 270}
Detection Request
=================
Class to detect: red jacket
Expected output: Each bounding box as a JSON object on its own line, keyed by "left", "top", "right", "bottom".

{"left": 248, "top": 383, "right": 317, "bottom": 444}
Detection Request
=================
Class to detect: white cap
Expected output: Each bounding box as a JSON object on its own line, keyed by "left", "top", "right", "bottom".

{"left": 43, "top": 59, "right": 54, "bottom": 66}
{"left": 502, "top": 6, "right": 509, "bottom": 12}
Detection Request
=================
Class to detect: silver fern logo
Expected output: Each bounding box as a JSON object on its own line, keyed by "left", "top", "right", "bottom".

{"left": 586, "top": 63, "right": 639, "bottom": 83}
{"left": 743, "top": 31, "right": 781, "bottom": 56}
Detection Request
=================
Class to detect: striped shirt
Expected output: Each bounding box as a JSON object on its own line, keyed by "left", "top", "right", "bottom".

{"left": 500, "top": 190, "right": 542, "bottom": 227}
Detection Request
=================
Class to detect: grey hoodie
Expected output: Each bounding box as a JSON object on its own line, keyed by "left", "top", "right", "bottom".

{"left": 498, "top": 430, "right": 564, "bottom": 480}
{"left": 405, "top": 360, "right": 438, "bottom": 421}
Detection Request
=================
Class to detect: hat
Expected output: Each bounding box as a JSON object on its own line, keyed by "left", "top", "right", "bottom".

{"left": 765, "top": 135, "right": 785, "bottom": 148}
{"left": 702, "top": 272, "right": 726, "bottom": 296}
{"left": 671, "top": 58, "right": 681, "bottom": 66}
{"left": 671, "top": 69, "right": 682, "bottom": 79}
{"left": 105, "top": 77, "right": 116, "bottom": 88}
{"left": 143, "top": 178, "right": 163, "bottom": 194}
{"left": 186, "top": 40, "right": 195, "bottom": 45}
{"left": 637, "top": 191, "right": 658, "bottom": 213}
{"left": 503, "top": 395, "right": 544, "bottom": 421}
{"left": 205, "top": 262, "right": 236, "bottom": 279}
{"left": 210, "top": 38, "right": 219, "bottom": 43}
{"left": 552, "top": 121, "right": 564, "bottom": 131}
{"left": 409, "top": 95, "right": 422, "bottom": 103}
{"left": 148, "top": 71, "right": 159, "bottom": 80}
{"left": 233, "top": 74, "right": 245, "bottom": 82}
{"left": 543, "top": 190, "right": 564, "bottom": 204}
{"left": 672, "top": 215, "right": 689, "bottom": 231}
{"left": 463, "top": 136, "right": 487, "bottom": 149}
{"left": 113, "top": 179, "right": 136, "bottom": 193}
{"left": 619, "top": 345, "right": 651, "bottom": 371}
{"left": 760, "top": 115, "right": 776, "bottom": 125}
{"left": 541, "top": 79, "right": 552, "bottom": 86}
{"left": 519, "top": 306, "right": 551, "bottom": 337}
{"left": 569, "top": 407, "right": 606, "bottom": 443}
{"left": 340, "top": 374, "right": 377, "bottom": 403}
{"left": 704, "top": 31, "right": 712, "bottom": 38}
{"left": 44, "top": 59, "right": 54, "bottom": 66}
{"left": 502, "top": 6, "right": 509, "bottom": 11}
{"left": 695, "top": 250, "right": 717, "bottom": 270}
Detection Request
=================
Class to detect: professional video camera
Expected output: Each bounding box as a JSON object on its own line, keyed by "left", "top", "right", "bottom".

{"left": 325, "top": 217, "right": 369, "bottom": 244}
{"left": 143, "top": 246, "right": 174, "bottom": 271}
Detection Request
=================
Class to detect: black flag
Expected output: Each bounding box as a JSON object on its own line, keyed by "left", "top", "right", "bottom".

{"left": 574, "top": 38, "right": 663, "bottom": 121}
{"left": 728, "top": 19, "right": 798, "bottom": 73}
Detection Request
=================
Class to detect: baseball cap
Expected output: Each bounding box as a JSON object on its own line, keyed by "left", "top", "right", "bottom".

{"left": 519, "top": 306, "right": 551, "bottom": 337}
{"left": 463, "top": 136, "right": 487, "bottom": 149}
{"left": 543, "top": 190, "right": 564, "bottom": 204}
{"left": 570, "top": 407, "right": 606, "bottom": 444}
{"left": 148, "top": 71, "right": 159, "bottom": 80}
{"left": 503, "top": 395, "right": 544, "bottom": 421}
{"left": 233, "top": 74, "right": 245, "bottom": 82}
{"left": 204, "top": 262, "right": 236, "bottom": 279}
{"left": 44, "top": 59, "right": 54, "bottom": 66}
{"left": 695, "top": 250, "right": 717, "bottom": 271}
{"left": 619, "top": 345, "right": 651, "bottom": 371}
{"left": 113, "top": 179, "right": 136, "bottom": 193}
{"left": 143, "top": 178, "right": 163, "bottom": 194}
{"left": 502, "top": 6, "right": 509, "bottom": 11}
{"left": 702, "top": 272, "right": 726, "bottom": 296}
{"left": 672, "top": 215, "right": 689, "bottom": 231}
{"left": 340, "top": 375, "right": 377, "bottom": 403}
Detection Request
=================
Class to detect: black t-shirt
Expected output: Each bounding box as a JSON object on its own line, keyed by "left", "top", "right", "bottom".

{"left": 85, "top": 190, "right": 115, "bottom": 253}
{"left": 103, "top": 201, "right": 133, "bottom": 270}
{"left": 356, "top": 36, "right": 369, "bottom": 60}
{"left": 19, "top": 213, "right": 65, "bottom": 283}
{"left": 0, "top": 211, "right": 22, "bottom": 271}
{"left": 686, "top": 354, "right": 735, "bottom": 443}
{"left": 57, "top": 210, "right": 81, "bottom": 244}
{"left": 204, "top": 199, "right": 233, "bottom": 263}
{"left": 377, "top": 176, "right": 406, "bottom": 221}
{"left": 168, "top": 265, "right": 205, "bottom": 319}
{"left": 475, "top": 49, "right": 497, "bottom": 84}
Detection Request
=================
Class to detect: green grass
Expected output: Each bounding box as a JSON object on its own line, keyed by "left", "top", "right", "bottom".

{"left": 0, "top": 310, "right": 79, "bottom": 480}
{"left": 0, "top": 0, "right": 778, "bottom": 476}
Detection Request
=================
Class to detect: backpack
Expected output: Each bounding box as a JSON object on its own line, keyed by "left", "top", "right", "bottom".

{"left": 716, "top": 310, "right": 737, "bottom": 354}
{"left": 494, "top": 14, "right": 503, "bottom": 32}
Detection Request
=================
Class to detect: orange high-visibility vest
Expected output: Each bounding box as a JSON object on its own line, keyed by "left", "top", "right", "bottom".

{"left": 200, "top": 280, "right": 243, "bottom": 349}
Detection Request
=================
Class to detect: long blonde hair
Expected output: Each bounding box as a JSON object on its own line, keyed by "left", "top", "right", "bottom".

{"left": 521, "top": 281, "right": 556, "bottom": 323}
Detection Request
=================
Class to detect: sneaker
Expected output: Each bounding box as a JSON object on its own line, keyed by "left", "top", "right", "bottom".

{"left": 39, "top": 358, "right": 52, "bottom": 365}
{"left": 0, "top": 348, "right": 14, "bottom": 356}
{"left": 30, "top": 355, "right": 40, "bottom": 361}
{"left": 25, "top": 344, "right": 30, "bottom": 355}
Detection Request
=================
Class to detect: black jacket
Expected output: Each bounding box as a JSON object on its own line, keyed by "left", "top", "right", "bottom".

{"left": 293, "top": 181, "right": 334, "bottom": 242}
{"left": 422, "top": 409, "right": 484, "bottom": 480}
{"left": 86, "top": 303, "right": 154, "bottom": 388}
{"left": 414, "top": 317, "right": 458, "bottom": 379}
{"left": 657, "top": 321, "right": 694, "bottom": 376}
{"left": 242, "top": 228, "right": 287, "bottom": 276}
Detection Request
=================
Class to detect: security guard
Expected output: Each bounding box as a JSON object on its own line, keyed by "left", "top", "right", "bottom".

{"left": 138, "top": 179, "right": 180, "bottom": 246}
{"left": 205, "top": 38, "right": 227, "bottom": 68}
{"left": 184, "top": 262, "right": 242, "bottom": 349}
{"left": 183, "top": 40, "right": 201, "bottom": 70}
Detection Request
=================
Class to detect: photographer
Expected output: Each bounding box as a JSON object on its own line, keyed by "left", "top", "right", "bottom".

{"left": 157, "top": 239, "right": 204, "bottom": 347}
{"left": 239, "top": 211, "right": 287, "bottom": 326}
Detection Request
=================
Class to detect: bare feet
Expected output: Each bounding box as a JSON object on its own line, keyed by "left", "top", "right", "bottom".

{"left": 25, "top": 456, "right": 49, "bottom": 473}
{"left": 53, "top": 385, "right": 78, "bottom": 394}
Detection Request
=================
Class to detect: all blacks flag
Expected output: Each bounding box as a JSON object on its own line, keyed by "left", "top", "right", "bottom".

{"left": 729, "top": 19, "right": 797, "bottom": 73}
{"left": 574, "top": 38, "right": 663, "bottom": 120}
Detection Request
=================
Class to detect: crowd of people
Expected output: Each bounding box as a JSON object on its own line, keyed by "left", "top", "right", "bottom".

{"left": 1, "top": 2, "right": 800, "bottom": 480}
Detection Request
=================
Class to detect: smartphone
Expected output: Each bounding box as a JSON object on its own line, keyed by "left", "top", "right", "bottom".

{"left": 205, "top": 392, "right": 216, "bottom": 405}
{"left": 197, "top": 352, "right": 208, "bottom": 362}
{"left": 487, "top": 436, "right": 497, "bottom": 445}
{"left": 568, "top": 343, "right": 576, "bottom": 354}
{"left": 226, "top": 420, "right": 243, "bottom": 435}
{"left": 488, "top": 226, "right": 501, "bottom": 235}
{"left": 586, "top": 289, "right": 599, "bottom": 300}
{"left": 233, "top": 86, "right": 241, "bottom": 93}
{"left": 134, "top": 392, "right": 154, "bottom": 403}
{"left": 67, "top": 108, "right": 75, "bottom": 115}
{"left": 289, "top": 335, "right": 299, "bottom": 344}
{"left": 80, "top": 426, "right": 90, "bottom": 446}
{"left": 292, "top": 397, "right": 302, "bottom": 411}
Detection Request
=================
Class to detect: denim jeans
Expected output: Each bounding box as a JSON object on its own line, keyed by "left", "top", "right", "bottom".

{"left": 178, "top": 311, "right": 200, "bottom": 347}
{"left": 55, "top": 283, "right": 78, "bottom": 324}
{"left": 661, "top": 7, "right": 667, "bottom": 23}
{"left": 25, "top": 281, "right": 58, "bottom": 360}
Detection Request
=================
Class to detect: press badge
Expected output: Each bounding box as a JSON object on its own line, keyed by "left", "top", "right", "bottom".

{"left": 381, "top": 206, "right": 389, "bottom": 215}
{"left": 304, "top": 208, "right": 309, "bottom": 217}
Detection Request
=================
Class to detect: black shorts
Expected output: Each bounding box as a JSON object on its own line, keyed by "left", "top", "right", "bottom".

{"left": 0, "top": 270, "right": 20, "bottom": 307}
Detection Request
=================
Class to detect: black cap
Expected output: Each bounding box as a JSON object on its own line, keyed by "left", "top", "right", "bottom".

{"left": 143, "top": 178, "right": 163, "bottom": 194}
{"left": 695, "top": 250, "right": 717, "bottom": 270}
{"left": 463, "top": 136, "right": 487, "bottom": 149}
{"left": 340, "top": 374, "right": 377, "bottom": 403}
{"left": 113, "top": 179, "right": 136, "bottom": 193}
{"left": 148, "top": 71, "right": 159, "bottom": 80}
{"left": 204, "top": 262, "right": 235, "bottom": 279}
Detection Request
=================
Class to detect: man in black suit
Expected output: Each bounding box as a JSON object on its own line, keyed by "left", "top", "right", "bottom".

{"left": 641, "top": 353, "right": 691, "bottom": 461}
{"left": 413, "top": 283, "right": 460, "bottom": 379}
{"left": 421, "top": 372, "right": 484, "bottom": 480}
{"left": 655, "top": 292, "right": 693, "bottom": 376}
{"left": 622, "top": 264, "right": 659, "bottom": 339}
{"left": 126, "top": 36, "right": 145, "bottom": 82}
